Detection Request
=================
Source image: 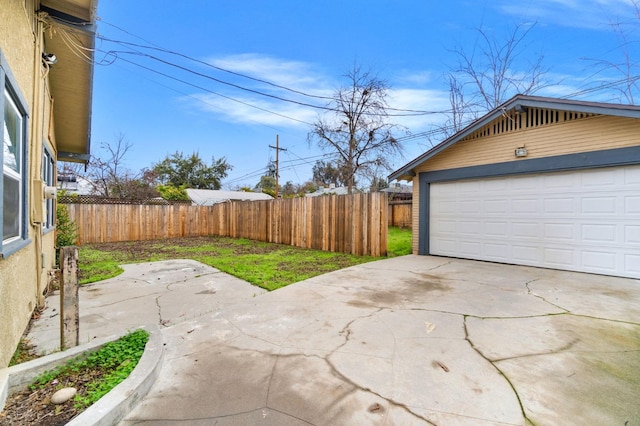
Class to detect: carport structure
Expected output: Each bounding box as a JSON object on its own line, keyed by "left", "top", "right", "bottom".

{"left": 390, "top": 95, "right": 640, "bottom": 279}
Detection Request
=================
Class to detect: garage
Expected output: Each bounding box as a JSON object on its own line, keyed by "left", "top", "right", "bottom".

{"left": 429, "top": 165, "right": 640, "bottom": 278}
{"left": 389, "top": 95, "right": 640, "bottom": 279}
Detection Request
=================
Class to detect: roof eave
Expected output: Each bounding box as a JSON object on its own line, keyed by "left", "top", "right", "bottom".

{"left": 41, "top": 0, "right": 97, "bottom": 164}
{"left": 388, "top": 94, "right": 640, "bottom": 181}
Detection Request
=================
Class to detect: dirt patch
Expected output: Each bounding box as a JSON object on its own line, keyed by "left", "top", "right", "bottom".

{"left": 7, "top": 338, "right": 40, "bottom": 366}
{"left": 2, "top": 330, "right": 148, "bottom": 425}
{"left": 0, "top": 368, "right": 104, "bottom": 426}
{"left": 401, "top": 273, "right": 452, "bottom": 293}
{"left": 348, "top": 287, "right": 404, "bottom": 308}
{"left": 85, "top": 237, "right": 287, "bottom": 265}
{"left": 81, "top": 237, "right": 368, "bottom": 288}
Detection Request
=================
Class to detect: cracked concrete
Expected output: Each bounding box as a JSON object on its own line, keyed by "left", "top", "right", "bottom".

{"left": 27, "top": 259, "right": 267, "bottom": 354}
{"left": 27, "top": 256, "right": 640, "bottom": 425}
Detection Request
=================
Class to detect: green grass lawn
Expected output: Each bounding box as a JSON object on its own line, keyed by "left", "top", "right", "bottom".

{"left": 388, "top": 226, "right": 412, "bottom": 257}
{"left": 79, "top": 227, "right": 412, "bottom": 291}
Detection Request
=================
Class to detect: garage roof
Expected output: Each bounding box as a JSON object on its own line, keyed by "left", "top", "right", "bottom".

{"left": 186, "top": 189, "right": 274, "bottom": 206}
{"left": 40, "top": 0, "right": 98, "bottom": 163}
{"left": 389, "top": 94, "right": 640, "bottom": 182}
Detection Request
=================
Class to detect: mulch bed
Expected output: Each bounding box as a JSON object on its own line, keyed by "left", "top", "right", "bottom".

{"left": 0, "top": 359, "right": 105, "bottom": 425}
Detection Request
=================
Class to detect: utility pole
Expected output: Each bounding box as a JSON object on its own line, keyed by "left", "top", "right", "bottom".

{"left": 269, "top": 134, "right": 287, "bottom": 198}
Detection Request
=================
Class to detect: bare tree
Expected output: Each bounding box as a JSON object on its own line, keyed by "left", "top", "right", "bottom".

{"left": 441, "top": 72, "right": 475, "bottom": 136}
{"left": 82, "top": 134, "right": 158, "bottom": 199}
{"left": 583, "top": 2, "right": 640, "bottom": 104}
{"left": 88, "top": 134, "right": 132, "bottom": 197}
{"left": 308, "top": 65, "right": 403, "bottom": 194}
{"left": 447, "top": 23, "right": 550, "bottom": 119}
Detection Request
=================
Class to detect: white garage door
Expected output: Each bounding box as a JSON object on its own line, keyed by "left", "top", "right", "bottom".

{"left": 429, "top": 165, "right": 640, "bottom": 279}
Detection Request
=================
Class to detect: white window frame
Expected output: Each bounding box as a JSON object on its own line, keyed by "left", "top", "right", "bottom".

{"left": 1, "top": 50, "right": 30, "bottom": 257}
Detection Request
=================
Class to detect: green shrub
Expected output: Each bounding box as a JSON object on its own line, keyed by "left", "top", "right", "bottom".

{"left": 157, "top": 184, "right": 190, "bottom": 201}
{"left": 55, "top": 196, "right": 78, "bottom": 265}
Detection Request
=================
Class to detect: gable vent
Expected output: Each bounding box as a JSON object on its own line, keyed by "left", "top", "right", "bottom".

{"left": 463, "top": 108, "right": 598, "bottom": 141}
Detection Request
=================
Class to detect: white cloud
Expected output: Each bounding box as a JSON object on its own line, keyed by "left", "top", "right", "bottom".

{"left": 183, "top": 53, "right": 336, "bottom": 128}
{"left": 190, "top": 92, "right": 319, "bottom": 128}
{"left": 188, "top": 54, "right": 452, "bottom": 132}
{"left": 207, "top": 53, "right": 333, "bottom": 96}
{"left": 186, "top": 50, "right": 636, "bottom": 135}
{"left": 387, "top": 88, "right": 451, "bottom": 130}
{"left": 395, "top": 70, "right": 435, "bottom": 85}
{"left": 497, "top": 0, "right": 637, "bottom": 30}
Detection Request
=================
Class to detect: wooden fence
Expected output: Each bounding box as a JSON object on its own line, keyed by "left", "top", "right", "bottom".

{"left": 65, "top": 193, "right": 388, "bottom": 256}
{"left": 388, "top": 200, "right": 412, "bottom": 228}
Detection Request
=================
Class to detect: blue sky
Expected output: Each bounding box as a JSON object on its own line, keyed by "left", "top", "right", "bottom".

{"left": 90, "top": 0, "right": 639, "bottom": 189}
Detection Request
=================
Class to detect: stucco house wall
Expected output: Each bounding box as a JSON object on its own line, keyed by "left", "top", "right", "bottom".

{"left": 1, "top": 0, "right": 47, "bottom": 367}
{"left": 0, "top": 0, "right": 95, "bottom": 367}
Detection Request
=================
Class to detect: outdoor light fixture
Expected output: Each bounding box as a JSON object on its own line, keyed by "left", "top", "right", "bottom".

{"left": 514, "top": 146, "right": 528, "bottom": 157}
{"left": 42, "top": 52, "right": 57, "bottom": 65}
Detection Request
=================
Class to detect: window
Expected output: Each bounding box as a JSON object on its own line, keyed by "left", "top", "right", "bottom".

{"left": 1, "top": 52, "right": 29, "bottom": 256}
{"left": 43, "top": 147, "right": 54, "bottom": 230}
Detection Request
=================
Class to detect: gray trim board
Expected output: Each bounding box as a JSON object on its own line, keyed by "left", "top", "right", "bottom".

{"left": 0, "top": 51, "right": 30, "bottom": 117}
{"left": 418, "top": 181, "right": 429, "bottom": 255}
{"left": 39, "top": 5, "right": 96, "bottom": 31}
{"left": 58, "top": 151, "right": 91, "bottom": 162}
{"left": 1, "top": 48, "right": 32, "bottom": 258}
{"left": 422, "top": 145, "right": 640, "bottom": 183}
{"left": 417, "top": 146, "right": 640, "bottom": 255}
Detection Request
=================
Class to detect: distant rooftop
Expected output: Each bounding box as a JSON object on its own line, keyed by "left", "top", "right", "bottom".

{"left": 305, "top": 185, "right": 350, "bottom": 197}
{"left": 186, "top": 189, "right": 273, "bottom": 206}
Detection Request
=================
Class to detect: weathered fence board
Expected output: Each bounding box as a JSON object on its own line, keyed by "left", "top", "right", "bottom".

{"left": 65, "top": 193, "right": 388, "bottom": 256}
{"left": 388, "top": 200, "right": 412, "bottom": 228}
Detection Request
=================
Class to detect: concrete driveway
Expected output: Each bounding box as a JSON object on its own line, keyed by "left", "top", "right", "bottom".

{"left": 28, "top": 256, "right": 640, "bottom": 425}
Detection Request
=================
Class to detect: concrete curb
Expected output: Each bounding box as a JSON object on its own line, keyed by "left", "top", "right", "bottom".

{"left": 1, "top": 333, "right": 123, "bottom": 409}
{"left": 0, "top": 325, "right": 164, "bottom": 425}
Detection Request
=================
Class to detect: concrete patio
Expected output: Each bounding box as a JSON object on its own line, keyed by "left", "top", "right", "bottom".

{"left": 27, "top": 256, "right": 640, "bottom": 425}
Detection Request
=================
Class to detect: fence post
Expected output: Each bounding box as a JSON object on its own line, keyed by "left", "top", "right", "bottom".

{"left": 60, "top": 246, "right": 80, "bottom": 349}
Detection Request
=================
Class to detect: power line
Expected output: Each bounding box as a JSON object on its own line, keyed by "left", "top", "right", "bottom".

{"left": 104, "top": 51, "right": 315, "bottom": 126}
{"left": 98, "top": 39, "right": 453, "bottom": 115}
{"left": 222, "top": 151, "right": 340, "bottom": 186}
{"left": 98, "top": 19, "right": 640, "bottom": 116}
{"left": 96, "top": 26, "right": 454, "bottom": 117}
{"left": 102, "top": 48, "right": 339, "bottom": 113}
{"left": 98, "top": 36, "right": 336, "bottom": 101}
{"left": 280, "top": 152, "right": 338, "bottom": 165}
{"left": 283, "top": 149, "right": 302, "bottom": 183}
{"left": 560, "top": 75, "right": 640, "bottom": 99}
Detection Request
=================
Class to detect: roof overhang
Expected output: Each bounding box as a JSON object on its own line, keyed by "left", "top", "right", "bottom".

{"left": 40, "top": 0, "right": 98, "bottom": 163}
{"left": 389, "top": 94, "right": 640, "bottom": 181}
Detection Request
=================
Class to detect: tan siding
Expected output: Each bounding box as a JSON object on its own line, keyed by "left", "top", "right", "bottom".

{"left": 409, "top": 113, "right": 640, "bottom": 258}
{"left": 416, "top": 115, "right": 640, "bottom": 173}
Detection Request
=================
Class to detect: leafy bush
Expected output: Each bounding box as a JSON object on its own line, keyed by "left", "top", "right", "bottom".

{"left": 55, "top": 203, "right": 77, "bottom": 248}
{"left": 157, "top": 184, "right": 190, "bottom": 201}
{"left": 55, "top": 194, "right": 78, "bottom": 265}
